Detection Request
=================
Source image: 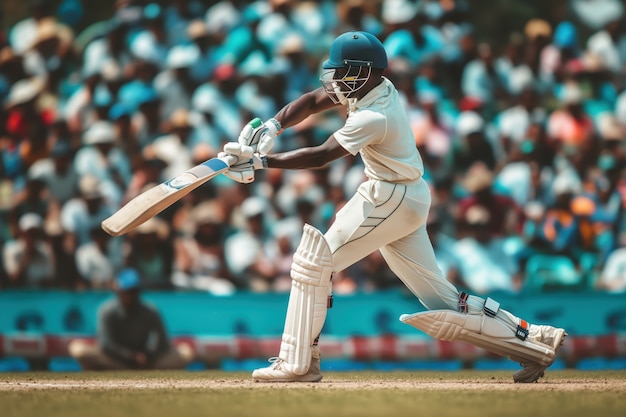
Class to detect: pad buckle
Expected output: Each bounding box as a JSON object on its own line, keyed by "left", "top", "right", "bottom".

{"left": 457, "top": 291, "right": 469, "bottom": 313}
{"left": 483, "top": 297, "right": 500, "bottom": 318}
{"left": 327, "top": 294, "right": 334, "bottom": 309}
{"left": 516, "top": 320, "right": 529, "bottom": 341}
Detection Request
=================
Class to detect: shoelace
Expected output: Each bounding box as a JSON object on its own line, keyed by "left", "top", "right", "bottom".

{"left": 267, "top": 357, "right": 285, "bottom": 369}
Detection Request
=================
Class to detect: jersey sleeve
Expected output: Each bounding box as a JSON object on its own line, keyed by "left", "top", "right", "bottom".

{"left": 333, "top": 110, "right": 385, "bottom": 156}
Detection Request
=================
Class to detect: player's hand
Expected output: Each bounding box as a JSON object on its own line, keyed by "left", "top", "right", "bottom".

{"left": 218, "top": 142, "right": 267, "bottom": 184}
{"left": 238, "top": 117, "right": 281, "bottom": 154}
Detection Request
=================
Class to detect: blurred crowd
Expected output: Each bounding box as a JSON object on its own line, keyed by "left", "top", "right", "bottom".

{"left": 1, "top": 0, "right": 626, "bottom": 295}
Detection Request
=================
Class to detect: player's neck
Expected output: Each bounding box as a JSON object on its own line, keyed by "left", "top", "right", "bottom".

{"left": 355, "top": 76, "right": 384, "bottom": 100}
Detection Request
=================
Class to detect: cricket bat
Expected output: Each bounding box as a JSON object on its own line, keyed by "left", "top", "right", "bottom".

{"left": 101, "top": 157, "right": 230, "bottom": 236}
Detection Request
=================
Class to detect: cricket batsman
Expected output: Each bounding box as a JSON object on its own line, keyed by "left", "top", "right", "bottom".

{"left": 218, "top": 31, "right": 566, "bottom": 383}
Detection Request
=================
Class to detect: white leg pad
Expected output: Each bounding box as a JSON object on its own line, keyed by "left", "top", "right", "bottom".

{"left": 279, "top": 224, "right": 333, "bottom": 375}
{"left": 400, "top": 310, "right": 555, "bottom": 366}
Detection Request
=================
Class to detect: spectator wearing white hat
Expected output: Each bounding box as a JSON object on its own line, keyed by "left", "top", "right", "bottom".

{"left": 60, "top": 174, "right": 115, "bottom": 249}
{"left": 2, "top": 212, "right": 56, "bottom": 288}
{"left": 8, "top": 0, "right": 54, "bottom": 54}
{"left": 22, "top": 17, "right": 74, "bottom": 81}
{"left": 451, "top": 111, "right": 497, "bottom": 173}
{"left": 82, "top": 19, "right": 134, "bottom": 83}
{"left": 154, "top": 44, "right": 200, "bottom": 120}
{"left": 74, "top": 120, "right": 132, "bottom": 208}
{"left": 224, "top": 196, "right": 277, "bottom": 291}
{"left": 129, "top": 3, "right": 169, "bottom": 68}
{"left": 188, "top": 85, "right": 226, "bottom": 153}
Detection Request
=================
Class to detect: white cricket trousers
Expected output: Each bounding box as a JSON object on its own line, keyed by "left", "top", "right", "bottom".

{"left": 325, "top": 178, "right": 520, "bottom": 328}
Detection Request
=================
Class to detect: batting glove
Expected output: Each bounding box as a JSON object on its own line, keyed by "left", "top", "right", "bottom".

{"left": 218, "top": 142, "right": 267, "bottom": 184}
{"left": 238, "top": 117, "right": 281, "bottom": 154}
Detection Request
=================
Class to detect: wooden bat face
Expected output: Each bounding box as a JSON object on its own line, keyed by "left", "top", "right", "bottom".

{"left": 101, "top": 158, "right": 229, "bottom": 236}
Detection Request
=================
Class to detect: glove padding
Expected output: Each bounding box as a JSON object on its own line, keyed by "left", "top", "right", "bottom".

{"left": 238, "top": 117, "right": 281, "bottom": 154}
{"left": 218, "top": 142, "right": 266, "bottom": 184}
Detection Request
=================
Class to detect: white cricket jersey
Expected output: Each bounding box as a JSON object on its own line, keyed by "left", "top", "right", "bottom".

{"left": 334, "top": 77, "right": 424, "bottom": 183}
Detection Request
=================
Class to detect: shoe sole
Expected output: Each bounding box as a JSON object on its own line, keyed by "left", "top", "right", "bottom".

{"left": 254, "top": 375, "right": 323, "bottom": 383}
{"left": 513, "top": 329, "right": 567, "bottom": 383}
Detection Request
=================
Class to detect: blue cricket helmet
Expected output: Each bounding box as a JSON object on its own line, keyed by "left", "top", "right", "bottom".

{"left": 323, "top": 31, "right": 388, "bottom": 70}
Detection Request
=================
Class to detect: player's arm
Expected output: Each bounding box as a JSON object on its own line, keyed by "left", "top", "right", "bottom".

{"left": 238, "top": 88, "right": 339, "bottom": 153}
{"left": 266, "top": 134, "right": 350, "bottom": 170}
{"left": 274, "top": 87, "right": 340, "bottom": 130}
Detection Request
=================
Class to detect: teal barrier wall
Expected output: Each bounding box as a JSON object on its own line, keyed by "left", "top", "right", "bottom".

{"left": 1, "top": 290, "right": 625, "bottom": 337}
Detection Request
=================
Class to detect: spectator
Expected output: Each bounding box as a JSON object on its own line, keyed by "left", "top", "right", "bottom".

{"left": 60, "top": 174, "right": 115, "bottom": 248}
{"left": 75, "top": 226, "right": 122, "bottom": 290}
{"left": 451, "top": 205, "right": 521, "bottom": 294}
{"left": 172, "top": 200, "right": 235, "bottom": 294}
{"left": 82, "top": 19, "right": 134, "bottom": 81}
{"left": 547, "top": 81, "right": 594, "bottom": 149}
{"left": 74, "top": 120, "right": 132, "bottom": 207}
{"left": 382, "top": 4, "right": 443, "bottom": 71}
{"left": 8, "top": 177, "right": 49, "bottom": 235}
{"left": 27, "top": 140, "right": 78, "bottom": 206}
{"left": 125, "top": 217, "right": 174, "bottom": 290}
{"left": 458, "top": 163, "right": 525, "bottom": 238}
{"left": 586, "top": 16, "right": 624, "bottom": 74}
{"left": 22, "top": 17, "right": 74, "bottom": 82}
{"left": 539, "top": 21, "right": 583, "bottom": 86}
{"left": 147, "top": 108, "right": 195, "bottom": 180}
{"left": 121, "top": 155, "right": 167, "bottom": 204}
{"left": 4, "top": 77, "right": 53, "bottom": 172}
{"left": 451, "top": 111, "right": 497, "bottom": 173}
{"left": 538, "top": 175, "right": 588, "bottom": 259}
{"left": 68, "top": 268, "right": 194, "bottom": 370}
{"left": 162, "top": 0, "right": 204, "bottom": 46}
{"left": 224, "top": 196, "right": 276, "bottom": 291}
{"left": 154, "top": 45, "right": 199, "bottom": 119}
{"left": 186, "top": 19, "right": 220, "bottom": 84}
{"left": 8, "top": 0, "right": 54, "bottom": 54}
{"left": 495, "top": 86, "right": 546, "bottom": 154}
{"left": 461, "top": 42, "right": 507, "bottom": 105}
{"left": 596, "top": 247, "right": 626, "bottom": 292}
{"left": 2, "top": 212, "right": 55, "bottom": 288}
{"left": 129, "top": 3, "right": 169, "bottom": 68}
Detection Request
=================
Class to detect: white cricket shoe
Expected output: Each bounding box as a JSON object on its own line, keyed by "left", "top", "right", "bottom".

{"left": 252, "top": 346, "right": 323, "bottom": 383}
{"left": 513, "top": 325, "right": 567, "bottom": 383}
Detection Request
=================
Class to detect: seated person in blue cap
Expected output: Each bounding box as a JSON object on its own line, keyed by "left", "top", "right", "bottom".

{"left": 68, "top": 268, "right": 194, "bottom": 370}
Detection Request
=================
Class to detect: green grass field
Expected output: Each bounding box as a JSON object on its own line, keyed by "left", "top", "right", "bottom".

{"left": 2, "top": 370, "right": 625, "bottom": 417}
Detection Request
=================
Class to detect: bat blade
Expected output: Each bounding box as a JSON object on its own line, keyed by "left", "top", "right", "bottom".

{"left": 101, "top": 157, "right": 229, "bottom": 236}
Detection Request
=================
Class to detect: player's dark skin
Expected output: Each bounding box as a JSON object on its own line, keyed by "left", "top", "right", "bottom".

{"left": 265, "top": 68, "right": 386, "bottom": 170}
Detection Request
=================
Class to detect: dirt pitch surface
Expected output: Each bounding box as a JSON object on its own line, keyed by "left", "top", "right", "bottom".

{"left": 2, "top": 373, "right": 626, "bottom": 392}
{"left": 2, "top": 370, "right": 626, "bottom": 417}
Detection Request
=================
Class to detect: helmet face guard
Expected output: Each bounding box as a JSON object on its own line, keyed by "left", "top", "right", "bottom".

{"left": 320, "top": 32, "right": 387, "bottom": 104}
{"left": 320, "top": 60, "right": 372, "bottom": 104}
